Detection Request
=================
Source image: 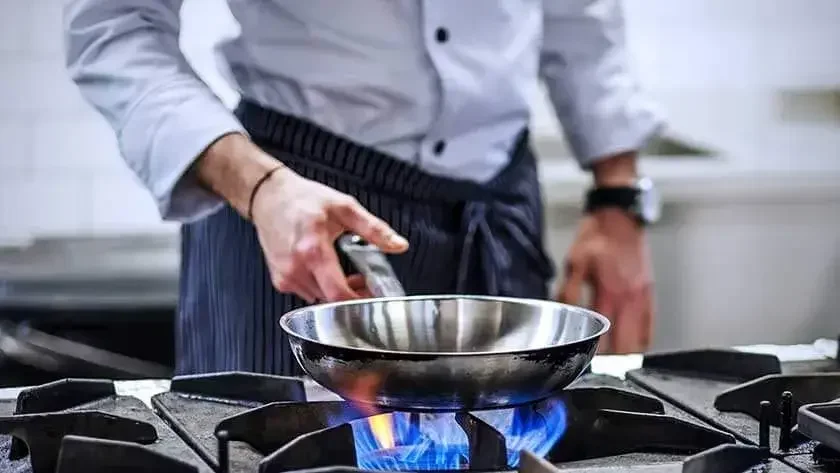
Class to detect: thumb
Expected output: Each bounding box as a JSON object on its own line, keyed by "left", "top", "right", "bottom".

{"left": 557, "top": 254, "right": 588, "bottom": 306}
{"left": 329, "top": 197, "right": 409, "bottom": 253}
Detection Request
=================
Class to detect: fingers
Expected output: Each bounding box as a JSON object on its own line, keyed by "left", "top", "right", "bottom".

{"left": 557, "top": 247, "right": 591, "bottom": 309}
{"left": 309, "top": 239, "right": 359, "bottom": 302}
{"left": 273, "top": 273, "right": 373, "bottom": 303}
{"left": 592, "top": 285, "right": 616, "bottom": 354}
{"left": 295, "top": 272, "right": 323, "bottom": 303}
{"left": 289, "top": 280, "right": 320, "bottom": 304}
{"left": 266, "top": 191, "right": 405, "bottom": 303}
{"left": 269, "top": 261, "right": 321, "bottom": 303}
{"left": 640, "top": 285, "right": 656, "bottom": 348}
{"left": 270, "top": 233, "right": 350, "bottom": 303}
{"left": 556, "top": 256, "right": 588, "bottom": 306}
{"left": 347, "top": 274, "right": 374, "bottom": 299}
{"left": 346, "top": 274, "right": 366, "bottom": 289}
{"left": 594, "top": 284, "right": 654, "bottom": 354}
{"left": 274, "top": 225, "right": 384, "bottom": 303}
{"left": 612, "top": 291, "right": 647, "bottom": 354}
{"left": 271, "top": 275, "right": 318, "bottom": 304}
{"left": 329, "top": 197, "right": 409, "bottom": 254}
{"left": 258, "top": 179, "right": 405, "bottom": 303}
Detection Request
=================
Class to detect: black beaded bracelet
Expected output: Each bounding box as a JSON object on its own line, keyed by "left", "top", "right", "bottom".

{"left": 247, "top": 164, "right": 286, "bottom": 221}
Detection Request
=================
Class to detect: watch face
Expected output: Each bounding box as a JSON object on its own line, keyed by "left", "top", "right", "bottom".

{"left": 637, "top": 177, "right": 662, "bottom": 223}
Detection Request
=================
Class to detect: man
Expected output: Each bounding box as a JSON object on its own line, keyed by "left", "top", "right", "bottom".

{"left": 64, "top": 0, "right": 663, "bottom": 376}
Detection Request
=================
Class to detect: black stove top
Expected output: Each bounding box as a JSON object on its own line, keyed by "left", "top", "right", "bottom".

{"left": 0, "top": 345, "right": 837, "bottom": 473}
{"left": 626, "top": 348, "right": 840, "bottom": 473}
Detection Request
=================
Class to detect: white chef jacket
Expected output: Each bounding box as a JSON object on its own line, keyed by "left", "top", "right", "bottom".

{"left": 63, "top": 0, "right": 663, "bottom": 222}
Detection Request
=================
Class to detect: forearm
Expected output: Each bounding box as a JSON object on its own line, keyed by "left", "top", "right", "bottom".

{"left": 591, "top": 151, "right": 638, "bottom": 187}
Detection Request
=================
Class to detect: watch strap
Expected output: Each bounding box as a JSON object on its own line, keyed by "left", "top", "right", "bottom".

{"left": 584, "top": 187, "right": 640, "bottom": 214}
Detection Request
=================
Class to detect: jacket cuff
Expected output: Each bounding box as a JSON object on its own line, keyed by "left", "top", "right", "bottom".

{"left": 562, "top": 95, "right": 666, "bottom": 169}
{"left": 119, "top": 88, "right": 246, "bottom": 223}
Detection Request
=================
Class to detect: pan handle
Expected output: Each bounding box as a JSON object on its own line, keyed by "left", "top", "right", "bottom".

{"left": 337, "top": 234, "right": 406, "bottom": 297}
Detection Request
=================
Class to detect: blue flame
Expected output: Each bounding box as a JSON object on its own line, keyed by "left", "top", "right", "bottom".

{"left": 347, "top": 399, "right": 567, "bottom": 471}
{"left": 351, "top": 412, "right": 468, "bottom": 470}
{"left": 475, "top": 398, "right": 568, "bottom": 467}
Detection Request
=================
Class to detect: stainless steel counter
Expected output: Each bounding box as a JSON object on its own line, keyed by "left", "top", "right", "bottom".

{"left": 0, "top": 234, "right": 179, "bottom": 309}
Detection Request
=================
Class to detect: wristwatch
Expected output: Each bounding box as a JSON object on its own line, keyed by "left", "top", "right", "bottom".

{"left": 584, "top": 176, "right": 662, "bottom": 225}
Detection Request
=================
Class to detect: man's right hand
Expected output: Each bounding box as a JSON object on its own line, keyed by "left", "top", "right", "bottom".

{"left": 251, "top": 166, "right": 408, "bottom": 302}
{"left": 196, "top": 133, "right": 409, "bottom": 303}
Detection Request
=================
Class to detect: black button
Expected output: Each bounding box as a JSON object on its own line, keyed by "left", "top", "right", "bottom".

{"left": 432, "top": 140, "right": 446, "bottom": 155}
{"left": 435, "top": 27, "right": 449, "bottom": 43}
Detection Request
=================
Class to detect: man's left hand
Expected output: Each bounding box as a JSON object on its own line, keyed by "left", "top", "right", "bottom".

{"left": 555, "top": 152, "right": 655, "bottom": 354}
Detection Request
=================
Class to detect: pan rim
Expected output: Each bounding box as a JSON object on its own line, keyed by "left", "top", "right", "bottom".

{"left": 278, "top": 294, "right": 611, "bottom": 357}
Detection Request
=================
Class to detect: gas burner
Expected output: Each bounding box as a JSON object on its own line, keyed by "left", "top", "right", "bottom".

{"left": 150, "top": 372, "right": 739, "bottom": 473}
{"left": 210, "top": 388, "right": 732, "bottom": 472}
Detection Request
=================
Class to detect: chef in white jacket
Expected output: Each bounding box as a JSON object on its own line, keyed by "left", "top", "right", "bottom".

{"left": 64, "top": 0, "right": 664, "bottom": 375}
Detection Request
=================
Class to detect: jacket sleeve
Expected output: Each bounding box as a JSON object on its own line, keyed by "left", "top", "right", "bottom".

{"left": 539, "top": 0, "right": 664, "bottom": 168}
{"left": 64, "top": 0, "right": 246, "bottom": 221}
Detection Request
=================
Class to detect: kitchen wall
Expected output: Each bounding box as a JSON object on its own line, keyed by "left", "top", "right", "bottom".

{"left": 0, "top": 0, "right": 838, "bottom": 347}
{"left": 0, "top": 0, "right": 169, "bottom": 243}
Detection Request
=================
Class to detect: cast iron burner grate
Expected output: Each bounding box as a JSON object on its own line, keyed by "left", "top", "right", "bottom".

{"left": 714, "top": 374, "right": 840, "bottom": 427}
{"left": 0, "top": 378, "right": 212, "bottom": 473}
{"left": 151, "top": 372, "right": 311, "bottom": 471}
{"left": 157, "top": 372, "right": 735, "bottom": 473}
{"left": 626, "top": 345, "right": 840, "bottom": 473}
{"left": 798, "top": 399, "right": 840, "bottom": 468}
{"left": 521, "top": 444, "right": 801, "bottom": 473}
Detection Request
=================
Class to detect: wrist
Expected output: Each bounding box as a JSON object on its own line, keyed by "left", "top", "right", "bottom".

{"left": 196, "top": 133, "right": 282, "bottom": 216}
{"left": 591, "top": 207, "right": 646, "bottom": 237}
{"left": 591, "top": 151, "right": 638, "bottom": 187}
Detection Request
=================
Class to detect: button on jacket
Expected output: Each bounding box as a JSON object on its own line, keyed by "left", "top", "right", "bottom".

{"left": 64, "top": 0, "right": 663, "bottom": 221}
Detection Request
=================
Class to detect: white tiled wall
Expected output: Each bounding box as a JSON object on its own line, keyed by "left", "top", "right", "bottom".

{"left": 624, "top": 0, "right": 840, "bottom": 90}
{"left": 0, "top": 0, "right": 180, "bottom": 243}
{"left": 1, "top": 0, "right": 838, "bottom": 242}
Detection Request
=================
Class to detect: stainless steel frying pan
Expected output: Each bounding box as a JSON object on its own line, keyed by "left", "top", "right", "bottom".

{"left": 278, "top": 235, "right": 610, "bottom": 411}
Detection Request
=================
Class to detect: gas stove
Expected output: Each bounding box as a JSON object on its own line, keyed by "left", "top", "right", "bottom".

{"left": 0, "top": 340, "right": 837, "bottom": 473}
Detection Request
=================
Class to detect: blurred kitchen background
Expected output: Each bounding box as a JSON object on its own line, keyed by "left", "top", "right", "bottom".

{"left": 0, "top": 0, "right": 838, "bottom": 386}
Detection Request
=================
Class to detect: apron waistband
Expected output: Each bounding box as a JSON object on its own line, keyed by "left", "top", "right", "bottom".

{"left": 236, "top": 100, "right": 529, "bottom": 204}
